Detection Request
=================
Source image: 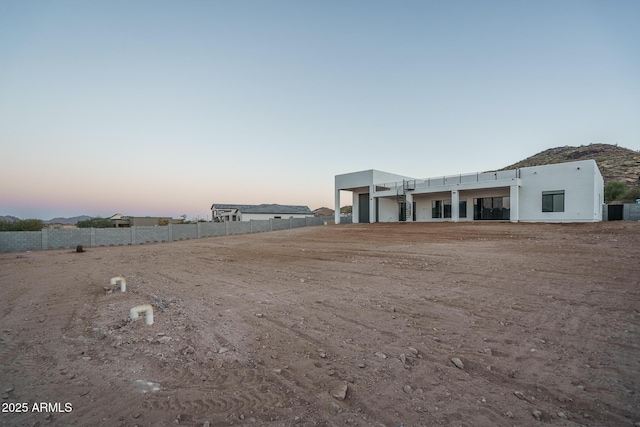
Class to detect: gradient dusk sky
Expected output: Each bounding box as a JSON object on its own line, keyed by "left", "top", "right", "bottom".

{"left": 1, "top": 1, "right": 639, "bottom": 220}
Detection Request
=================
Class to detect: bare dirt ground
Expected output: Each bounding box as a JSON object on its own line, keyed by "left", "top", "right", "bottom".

{"left": 1, "top": 222, "right": 639, "bottom": 427}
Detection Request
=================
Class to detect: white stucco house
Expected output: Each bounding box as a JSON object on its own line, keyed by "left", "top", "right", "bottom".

{"left": 211, "top": 204, "right": 314, "bottom": 222}
{"left": 335, "top": 160, "right": 604, "bottom": 224}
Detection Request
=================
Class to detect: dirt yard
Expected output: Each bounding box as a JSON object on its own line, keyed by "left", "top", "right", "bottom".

{"left": 0, "top": 222, "right": 639, "bottom": 427}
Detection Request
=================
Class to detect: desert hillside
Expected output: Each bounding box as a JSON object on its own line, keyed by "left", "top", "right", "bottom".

{"left": 501, "top": 143, "right": 640, "bottom": 186}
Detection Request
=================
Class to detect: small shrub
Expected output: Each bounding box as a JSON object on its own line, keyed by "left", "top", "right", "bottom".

{"left": 620, "top": 187, "right": 640, "bottom": 203}
{"left": 0, "top": 219, "right": 45, "bottom": 231}
{"left": 605, "top": 181, "right": 627, "bottom": 203}
{"left": 77, "top": 217, "right": 113, "bottom": 228}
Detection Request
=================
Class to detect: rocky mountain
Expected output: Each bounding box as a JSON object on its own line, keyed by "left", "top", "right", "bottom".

{"left": 44, "top": 216, "right": 92, "bottom": 225}
{"left": 0, "top": 215, "right": 92, "bottom": 224}
{"left": 501, "top": 143, "right": 640, "bottom": 186}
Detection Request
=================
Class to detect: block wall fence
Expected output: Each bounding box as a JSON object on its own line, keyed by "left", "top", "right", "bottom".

{"left": 602, "top": 204, "right": 640, "bottom": 221}
{"left": 0, "top": 217, "right": 325, "bottom": 253}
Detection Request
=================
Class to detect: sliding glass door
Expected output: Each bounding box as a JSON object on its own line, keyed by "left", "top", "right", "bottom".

{"left": 473, "top": 197, "right": 510, "bottom": 220}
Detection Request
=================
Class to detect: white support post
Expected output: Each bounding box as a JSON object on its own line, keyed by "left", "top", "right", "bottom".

{"left": 510, "top": 184, "right": 520, "bottom": 222}
{"left": 352, "top": 192, "right": 359, "bottom": 223}
{"left": 369, "top": 185, "right": 376, "bottom": 223}
{"left": 451, "top": 190, "right": 459, "bottom": 222}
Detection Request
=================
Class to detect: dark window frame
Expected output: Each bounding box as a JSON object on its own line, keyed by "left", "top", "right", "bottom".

{"left": 542, "top": 190, "right": 565, "bottom": 212}
{"left": 459, "top": 199, "right": 467, "bottom": 218}
{"left": 432, "top": 200, "right": 442, "bottom": 218}
{"left": 443, "top": 200, "right": 452, "bottom": 218}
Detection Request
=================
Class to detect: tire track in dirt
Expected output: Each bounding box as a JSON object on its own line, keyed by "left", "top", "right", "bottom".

{"left": 143, "top": 364, "right": 291, "bottom": 423}
{"left": 148, "top": 388, "right": 285, "bottom": 418}
{"left": 249, "top": 311, "right": 402, "bottom": 424}
{"left": 0, "top": 259, "right": 34, "bottom": 373}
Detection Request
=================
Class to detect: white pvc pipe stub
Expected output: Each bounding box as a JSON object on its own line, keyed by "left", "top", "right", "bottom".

{"left": 110, "top": 276, "right": 126, "bottom": 292}
{"left": 130, "top": 304, "right": 154, "bottom": 325}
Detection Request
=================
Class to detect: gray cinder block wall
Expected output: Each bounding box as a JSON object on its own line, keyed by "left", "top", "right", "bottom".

{"left": 172, "top": 224, "right": 198, "bottom": 240}
{"left": 227, "top": 221, "right": 251, "bottom": 235}
{"left": 47, "top": 229, "right": 92, "bottom": 249}
{"left": 271, "top": 219, "right": 290, "bottom": 231}
{"left": 624, "top": 204, "right": 640, "bottom": 221}
{"left": 603, "top": 203, "right": 640, "bottom": 221}
{"left": 0, "top": 217, "right": 324, "bottom": 253}
{"left": 250, "top": 219, "right": 271, "bottom": 233}
{"left": 1, "top": 231, "right": 42, "bottom": 251}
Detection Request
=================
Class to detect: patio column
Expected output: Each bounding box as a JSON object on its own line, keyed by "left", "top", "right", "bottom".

{"left": 451, "top": 190, "right": 459, "bottom": 222}
{"left": 334, "top": 189, "right": 341, "bottom": 224}
{"left": 510, "top": 184, "right": 519, "bottom": 222}
{"left": 369, "top": 185, "right": 376, "bottom": 223}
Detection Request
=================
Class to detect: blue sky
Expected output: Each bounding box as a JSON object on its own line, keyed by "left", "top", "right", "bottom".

{"left": 1, "top": 0, "right": 638, "bottom": 220}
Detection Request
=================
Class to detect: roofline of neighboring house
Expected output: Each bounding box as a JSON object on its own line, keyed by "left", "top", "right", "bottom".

{"left": 211, "top": 204, "right": 312, "bottom": 215}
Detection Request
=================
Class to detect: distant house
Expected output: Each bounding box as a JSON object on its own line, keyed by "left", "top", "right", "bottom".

{"left": 312, "top": 207, "right": 335, "bottom": 217}
{"left": 211, "top": 204, "right": 313, "bottom": 222}
{"left": 109, "top": 213, "right": 179, "bottom": 227}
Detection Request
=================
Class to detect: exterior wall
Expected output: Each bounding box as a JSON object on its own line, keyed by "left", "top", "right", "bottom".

{"left": 623, "top": 204, "right": 640, "bottom": 221}
{"left": 457, "top": 188, "right": 511, "bottom": 222}
{"left": 351, "top": 190, "right": 380, "bottom": 224}
{"left": 271, "top": 218, "right": 290, "bottom": 231}
{"left": 377, "top": 198, "right": 398, "bottom": 222}
{"left": 48, "top": 228, "right": 92, "bottom": 249}
{"left": 412, "top": 188, "right": 510, "bottom": 222}
{"left": 0, "top": 231, "right": 42, "bottom": 251}
{"left": 518, "top": 160, "right": 602, "bottom": 222}
{"left": 227, "top": 221, "right": 252, "bottom": 235}
{"left": 339, "top": 215, "right": 353, "bottom": 224}
{"left": 594, "top": 167, "right": 605, "bottom": 220}
{"left": 413, "top": 192, "right": 452, "bottom": 222}
{"left": 240, "top": 213, "right": 312, "bottom": 221}
{"left": 291, "top": 218, "right": 307, "bottom": 228}
{"left": 603, "top": 204, "right": 640, "bottom": 221}
{"left": 197, "top": 222, "right": 227, "bottom": 238}
{"left": 134, "top": 226, "right": 169, "bottom": 243}
{"left": 337, "top": 161, "right": 603, "bottom": 224}
{"left": 96, "top": 228, "right": 135, "bottom": 246}
{"left": 335, "top": 169, "right": 413, "bottom": 224}
{"left": 172, "top": 224, "right": 198, "bottom": 240}
{"left": 250, "top": 219, "right": 271, "bottom": 233}
{"left": 0, "top": 217, "right": 324, "bottom": 253}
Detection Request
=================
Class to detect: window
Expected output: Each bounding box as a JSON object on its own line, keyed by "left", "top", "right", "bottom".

{"left": 432, "top": 200, "right": 452, "bottom": 218}
{"left": 542, "top": 191, "right": 564, "bottom": 212}
{"left": 443, "top": 200, "right": 452, "bottom": 218}
{"left": 473, "top": 197, "right": 510, "bottom": 220}
{"left": 459, "top": 199, "right": 467, "bottom": 218}
{"left": 432, "top": 200, "right": 442, "bottom": 218}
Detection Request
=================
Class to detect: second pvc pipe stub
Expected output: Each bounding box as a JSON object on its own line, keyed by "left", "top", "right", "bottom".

{"left": 110, "top": 276, "right": 126, "bottom": 292}
{"left": 130, "top": 304, "right": 154, "bottom": 325}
